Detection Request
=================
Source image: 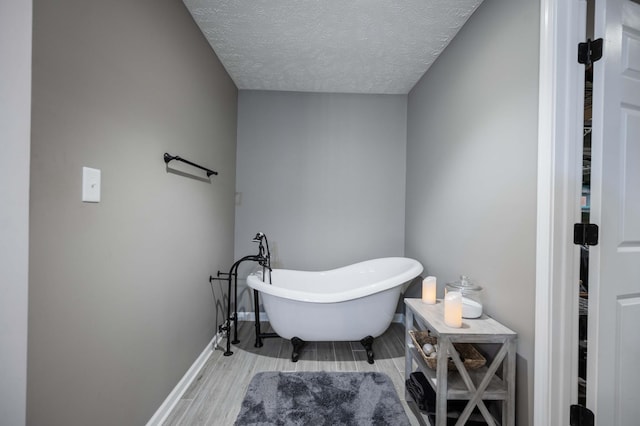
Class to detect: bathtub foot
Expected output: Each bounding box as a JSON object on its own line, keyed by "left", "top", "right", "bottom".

{"left": 291, "top": 337, "right": 305, "bottom": 362}
{"left": 360, "top": 336, "right": 375, "bottom": 364}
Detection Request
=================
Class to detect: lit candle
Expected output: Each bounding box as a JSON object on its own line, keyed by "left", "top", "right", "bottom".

{"left": 422, "top": 276, "right": 437, "bottom": 304}
{"left": 444, "top": 291, "right": 463, "bottom": 328}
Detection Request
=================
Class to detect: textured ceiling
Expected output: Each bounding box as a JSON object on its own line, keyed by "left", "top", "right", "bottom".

{"left": 183, "top": 0, "right": 484, "bottom": 94}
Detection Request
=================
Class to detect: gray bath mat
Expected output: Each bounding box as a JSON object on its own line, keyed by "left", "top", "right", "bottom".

{"left": 234, "top": 371, "right": 410, "bottom": 426}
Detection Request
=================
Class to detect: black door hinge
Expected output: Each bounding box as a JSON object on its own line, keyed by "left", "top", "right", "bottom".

{"left": 578, "top": 38, "right": 603, "bottom": 65}
{"left": 570, "top": 404, "right": 594, "bottom": 426}
{"left": 574, "top": 223, "right": 599, "bottom": 246}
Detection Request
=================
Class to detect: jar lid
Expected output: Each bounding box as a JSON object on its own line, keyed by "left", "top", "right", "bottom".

{"left": 446, "top": 275, "right": 483, "bottom": 293}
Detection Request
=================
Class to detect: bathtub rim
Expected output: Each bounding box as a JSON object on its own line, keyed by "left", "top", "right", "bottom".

{"left": 246, "top": 257, "right": 423, "bottom": 304}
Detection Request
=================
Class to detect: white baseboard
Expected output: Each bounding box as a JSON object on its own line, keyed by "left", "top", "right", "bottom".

{"left": 236, "top": 311, "right": 269, "bottom": 322}
{"left": 146, "top": 330, "right": 225, "bottom": 426}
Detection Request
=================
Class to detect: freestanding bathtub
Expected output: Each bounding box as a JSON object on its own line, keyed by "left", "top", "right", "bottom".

{"left": 246, "top": 257, "right": 423, "bottom": 362}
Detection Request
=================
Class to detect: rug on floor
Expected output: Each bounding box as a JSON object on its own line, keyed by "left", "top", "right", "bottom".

{"left": 234, "top": 371, "right": 410, "bottom": 426}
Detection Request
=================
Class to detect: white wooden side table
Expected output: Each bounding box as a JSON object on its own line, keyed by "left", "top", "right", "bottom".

{"left": 404, "top": 298, "right": 517, "bottom": 426}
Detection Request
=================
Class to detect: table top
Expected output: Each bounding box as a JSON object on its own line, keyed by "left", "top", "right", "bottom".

{"left": 405, "top": 298, "right": 517, "bottom": 337}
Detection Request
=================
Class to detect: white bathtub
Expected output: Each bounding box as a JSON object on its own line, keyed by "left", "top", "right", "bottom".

{"left": 246, "top": 257, "right": 423, "bottom": 343}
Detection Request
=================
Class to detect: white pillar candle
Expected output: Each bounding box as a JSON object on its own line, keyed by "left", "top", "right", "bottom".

{"left": 443, "top": 291, "right": 463, "bottom": 328}
{"left": 422, "top": 276, "right": 437, "bottom": 304}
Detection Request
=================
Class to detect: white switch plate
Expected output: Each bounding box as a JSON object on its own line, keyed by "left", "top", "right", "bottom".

{"left": 82, "top": 167, "right": 101, "bottom": 202}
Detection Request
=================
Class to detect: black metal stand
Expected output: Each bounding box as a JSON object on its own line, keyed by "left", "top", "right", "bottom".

{"left": 253, "top": 288, "right": 278, "bottom": 348}
{"left": 209, "top": 233, "right": 272, "bottom": 357}
{"left": 210, "top": 271, "right": 234, "bottom": 355}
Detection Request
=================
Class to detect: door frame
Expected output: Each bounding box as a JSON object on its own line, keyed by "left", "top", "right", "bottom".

{"left": 535, "top": 0, "right": 587, "bottom": 425}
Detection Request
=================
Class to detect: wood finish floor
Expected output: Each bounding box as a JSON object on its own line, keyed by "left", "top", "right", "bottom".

{"left": 162, "top": 321, "right": 420, "bottom": 425}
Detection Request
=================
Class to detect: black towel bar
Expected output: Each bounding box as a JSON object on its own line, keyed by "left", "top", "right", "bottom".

{"left": 164, "top": 152, "right": 218, "bottom": 177}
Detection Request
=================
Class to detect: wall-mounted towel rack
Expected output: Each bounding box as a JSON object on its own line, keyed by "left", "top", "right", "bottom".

{"left": 163, "top": 153, "right": 218, "bottom": 177}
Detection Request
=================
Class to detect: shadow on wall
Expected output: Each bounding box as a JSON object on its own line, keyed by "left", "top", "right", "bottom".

{"left": 237, "top": 285, "right": 255, "bottom": 316}
{"left": 209, "top": 278, "right": 228, "bottom": 333}
{"left": 165, "top": 167, "right": 212, "bottom": 183}
{"left": 396, "top": 276, "right": 424, "bottom": 313}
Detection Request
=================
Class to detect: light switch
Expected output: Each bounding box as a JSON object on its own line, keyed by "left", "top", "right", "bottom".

{"left": 82, "top": 167, "right": 101, "bottom": 202}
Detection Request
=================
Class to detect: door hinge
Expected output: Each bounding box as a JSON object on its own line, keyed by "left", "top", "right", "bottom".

{"left": 578, "top": 38, "right": 603, "bottom": 65}
{"left": 570, "top": 404, "right": 594, "bottom": 426}
{"left": 574, "top": 223, "right": 599, "bottom": 246}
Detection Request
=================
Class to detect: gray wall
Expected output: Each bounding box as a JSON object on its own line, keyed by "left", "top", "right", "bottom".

{"left": 235, "top": 91, "right": 407, "bottom": 280}
{"left": 27, "top": 1, "right": 237, "bottom": 425}
{"left": 0, "top": 1, "right": 32, "bottom": 424}
{"left": 405, "top": 1, "right": 539, "bottom": 425}
{"left": 234, "top": 91, "right": 407, "bottom": 312}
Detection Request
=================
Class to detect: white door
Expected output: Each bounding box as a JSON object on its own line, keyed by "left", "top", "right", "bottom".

{"left": 589, "top": 0, "right": 640, "bottom": 424}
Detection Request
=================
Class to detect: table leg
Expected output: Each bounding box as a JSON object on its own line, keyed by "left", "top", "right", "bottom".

{"left": 436, "top": 338, "right": 450, "bottom": 426}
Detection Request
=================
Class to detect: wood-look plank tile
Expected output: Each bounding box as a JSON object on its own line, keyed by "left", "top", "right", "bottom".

{"left": 199, "top": 351, "right": 256, "bottom": 424}
{"left": 272, "top": 340, "right": 297, "bottom": 372}
{"left": 247, "top": 325, "right": 285, "bottom": 373}
{"left": 352, "top": 350, "right": 380, "bottom": 372}
{"left": 374, "top": 337, "right": 404, "bottom": 377}
{"left": 349, "top": 340, "right": 363, "bottom": 352}
{"left": 181, "top": 346, "right": 225, "bottom": 400}
{"left": 389, "top": 320, "right": 408, "bottom": 346}
{"left": 161, "top": 399, "right": 192, "bottom": 426}
{"left": 294, "top": 341, "right": 319, "bottom": 371}
{"left": 163, "top": 321, "right": 420, "bottom": 426}
{"left": 378, "top": 324, "right": 407, "bottom": 375}
{"left": 333, "top": 340, "right": 357, "bottom": 371}
{"left": 316, "top": 341, "right": 336, "bottom": 371}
